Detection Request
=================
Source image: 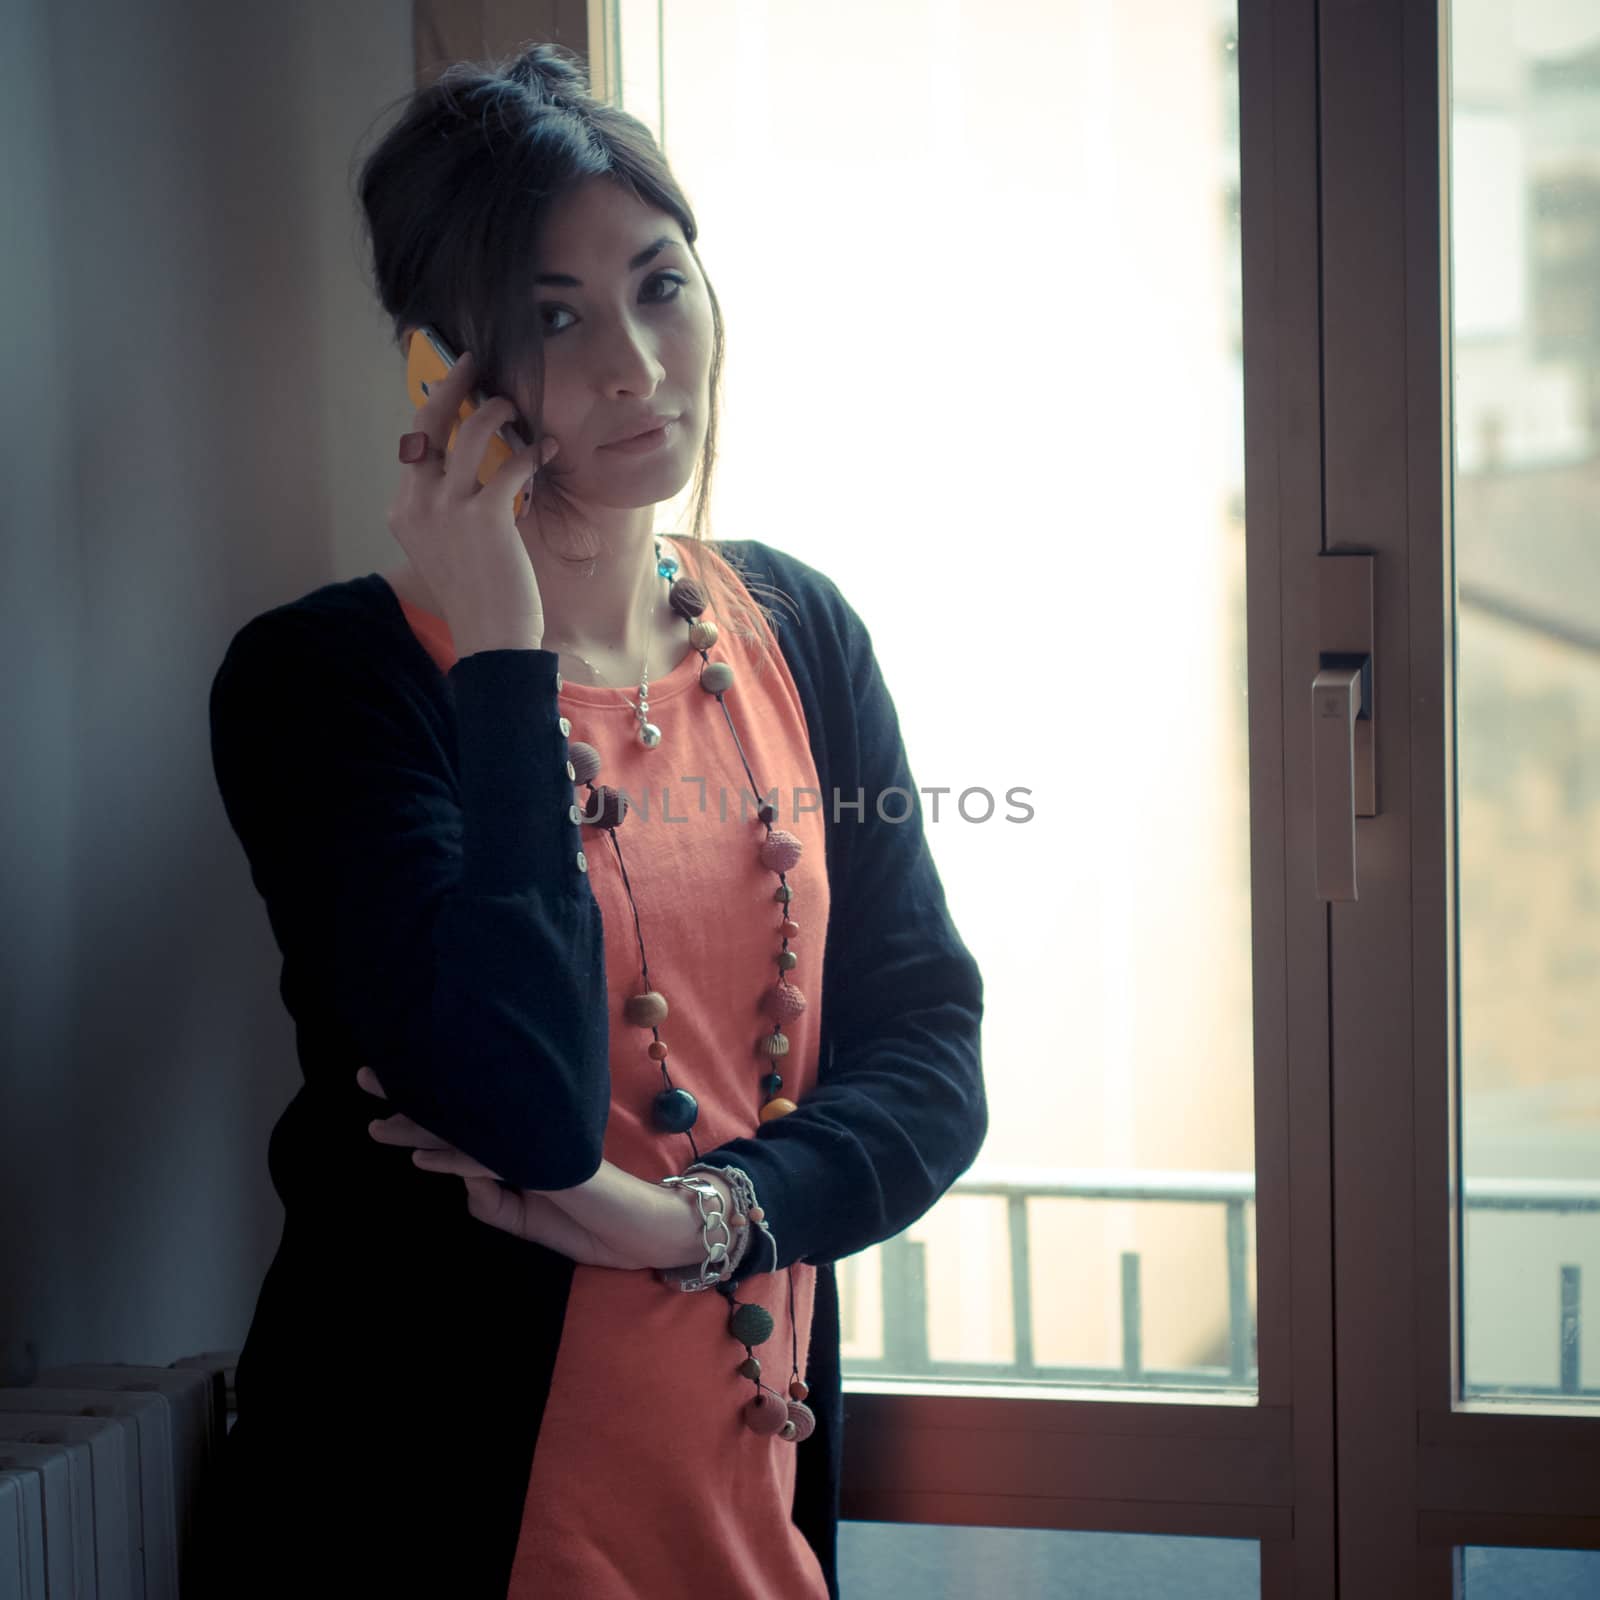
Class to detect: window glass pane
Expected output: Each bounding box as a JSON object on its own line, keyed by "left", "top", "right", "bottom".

{"left": 842, "top": 1523, "right": 1259, "bottom": 1599}
{"left": 625, "top": 0, "right": 1255, "bottom": 1396}
{"left": 1450, "top": 0, "right": 1600, "bottom": 1408}
{"left": 1457, "top": 1545, "right": 1600, "bottom": 1598}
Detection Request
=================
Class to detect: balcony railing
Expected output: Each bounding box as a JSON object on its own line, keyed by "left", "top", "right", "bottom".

{"left": 843, "top": 1167, "right": 1600, "bottom": 1399}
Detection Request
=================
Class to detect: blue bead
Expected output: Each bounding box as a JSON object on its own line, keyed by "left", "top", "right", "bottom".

{"left": 657, "top": 557, "right": 679, "bottom": 578}
{"left": 652, "top": 1086, "right": 699, "bottom": 1133}
{"left": 760, "top": 1072, "right": 784, "bottom": 1097}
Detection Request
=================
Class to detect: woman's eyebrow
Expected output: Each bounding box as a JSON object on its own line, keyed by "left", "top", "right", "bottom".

{"left": 535, "top": 236, "right": 678, "bottom": 288}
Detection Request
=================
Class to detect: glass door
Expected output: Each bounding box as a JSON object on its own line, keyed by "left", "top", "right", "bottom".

{"left": 1319, "top": 0, "right": 1600, "bottom": 1592}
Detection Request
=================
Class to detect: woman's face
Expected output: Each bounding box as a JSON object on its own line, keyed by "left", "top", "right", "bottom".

{"left": 517, "top": 176, "right": 713, "bottom": 513}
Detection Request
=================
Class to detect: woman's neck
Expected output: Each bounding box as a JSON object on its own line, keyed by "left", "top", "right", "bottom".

{"left": 529, "top": 526, "right": 673, "bottom": 665}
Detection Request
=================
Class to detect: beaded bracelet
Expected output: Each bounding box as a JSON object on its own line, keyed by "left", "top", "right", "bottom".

{"left": 688, "top": 1163, "right": 776, "bottom": 1278}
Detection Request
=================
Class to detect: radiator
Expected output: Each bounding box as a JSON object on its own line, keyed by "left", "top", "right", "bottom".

{"left": 0, "top": 1353, "right": 236, "bottom": 1599}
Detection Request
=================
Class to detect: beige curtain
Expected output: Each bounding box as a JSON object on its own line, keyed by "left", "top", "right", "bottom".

{"left": 413, "top": 0, "right": 590, "bottom": 87}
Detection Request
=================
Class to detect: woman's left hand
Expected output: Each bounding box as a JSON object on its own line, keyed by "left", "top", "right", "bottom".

{"left": 356, "top": 1066, "right": 730, "bottom": 1272}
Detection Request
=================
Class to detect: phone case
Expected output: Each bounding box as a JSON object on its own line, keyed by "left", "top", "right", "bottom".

{"left": 405, "top": 325, "right": 535, "bottom": 517}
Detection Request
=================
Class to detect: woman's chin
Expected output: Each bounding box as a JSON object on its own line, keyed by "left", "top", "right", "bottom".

{"left": 531, "top": 465, "right": 696, "bottom": 516}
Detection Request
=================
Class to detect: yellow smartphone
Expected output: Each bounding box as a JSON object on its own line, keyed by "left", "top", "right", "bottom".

{"left": 405, "top": 326, "right": 535, "bottom": 516}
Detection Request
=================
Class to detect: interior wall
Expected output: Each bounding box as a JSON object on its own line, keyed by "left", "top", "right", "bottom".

{"left": 0, "top": 0, "right": 426, "bottom": 1381}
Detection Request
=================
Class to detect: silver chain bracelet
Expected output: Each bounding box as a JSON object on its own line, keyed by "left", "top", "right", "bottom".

{"left": 655, "top": 1164, "right": 774, "bottom": 1293}
{"left": 656, "top": 1174, "right": 738, "bottom": 1292}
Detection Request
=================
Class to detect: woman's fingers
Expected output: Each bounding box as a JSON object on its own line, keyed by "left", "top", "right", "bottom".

{"left": 462, "top": 1175, "right": 536, "bottom": 1237}
{"left": 366, "top": 1110, "right": 452, "bottom": 1150}
{"left": 411, "top": 1146, "right": 502, "bottom": 1180}
{"left": 457, "top": 1173, "right": 614, "bottom": 1262}
{"left": 352, "top": 1062, "right": 633, "bottom": 1266}
{"left": 357, "top": 1078, "right": 507, "bottom": 1179}
{"left": 463, "top": 1176, "right": 549, "bottom": 1239}
{"left": 461, "top": 1177, "right": 619, "bottom": 1264}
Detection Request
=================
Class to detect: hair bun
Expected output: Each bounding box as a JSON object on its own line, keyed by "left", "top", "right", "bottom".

{"left": 504, "top": 42, "right": 593, "bottom": 102}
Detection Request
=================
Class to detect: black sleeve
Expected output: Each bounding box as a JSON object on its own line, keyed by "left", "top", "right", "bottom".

{"left": 692, "top": 575, "right": 987, "bottom": 1278}
{"left": 208, "top": 611, "right": 610, "bottom": 1191}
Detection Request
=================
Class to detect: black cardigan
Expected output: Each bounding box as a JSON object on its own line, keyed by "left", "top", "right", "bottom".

{"left": 205, "top": 537, "right": 986, "bottom": 1598}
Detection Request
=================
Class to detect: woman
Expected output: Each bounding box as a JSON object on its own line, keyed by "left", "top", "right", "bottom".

{"left": 206, "top": 41, "right": 985, "bottom": 1600}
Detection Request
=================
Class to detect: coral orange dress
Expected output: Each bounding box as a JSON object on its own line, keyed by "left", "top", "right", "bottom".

{"left": 396, "top": 538, "right": 832, "bottom": 1600}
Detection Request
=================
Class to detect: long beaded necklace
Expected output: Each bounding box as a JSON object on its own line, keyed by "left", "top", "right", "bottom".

{"left": 562, "top": 535, "right": 815, "bottom": 1443}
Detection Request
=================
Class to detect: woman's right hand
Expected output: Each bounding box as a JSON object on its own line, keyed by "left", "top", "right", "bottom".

{"left": 385, "top": 349, "right": 560, "bottom": 654}
{"left": 359, "top": 1066, "right": 676, "bottom": 1270}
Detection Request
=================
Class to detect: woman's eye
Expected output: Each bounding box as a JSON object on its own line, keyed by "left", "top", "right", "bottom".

{"left": 540, "top": 272, "right": 688, "bottom": 337}
{"left": 646, "top": 271, "right": 689, "bottom": 303}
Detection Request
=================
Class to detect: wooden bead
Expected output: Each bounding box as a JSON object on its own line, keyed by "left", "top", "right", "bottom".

{"left": 760, "top": 829, "right": 803, "bottom": 874}
{"left": 771, "top": 982, "right": 807, "bottom": 1023}
{"left": 624, "top": 990, "right": 668, "bottom": 1027}
{"left": 748, "top": 1205, "right": 765, "bottom": 1223}
{"left": 789, "top": 1379, "right": 809, "bottom": 1401}
{"left": 742, "top": 1390, "right": 788, "bottom": 1435}
{"left": 581, "top": 783, "right": 629, "bottom": 830}
{"left": 730, "top": 1303, "right": 775, "bottom": 1345}
{"left": 647, "top": 1040, "right": 669, "bottom": 1061}
{"left": 737, "top": 1356, "right": 761, "bottom": 1381}
{"left": 689, "top": 619, "right": 718, "bottom": 650}
{"left": 669, "top": 577, "right": 707, "bottom": 620}
{"left": 760, "top": 1097, "right": 798, "bottom": 1122}
{"left": 700, "top": 660, "right": 735, "bottom": 694}
{"left": 568, "top": 740, "right": 602, "bottom": 785}
{"left": 758, "top": 1031, "right": 790, "bottom": 1058}
{"left": 777, "top": 950, "right": 798, "bottom": 972}
{"left": 781, "top": 918, "right": 801, "bottom": 938}
{"left": 785, "top": 1400, "right": 817, "bottom": 1442}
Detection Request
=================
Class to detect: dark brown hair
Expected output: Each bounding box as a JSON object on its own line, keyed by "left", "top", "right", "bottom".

{"left": 352, "top": 40, "right": 793, "bottom": 662}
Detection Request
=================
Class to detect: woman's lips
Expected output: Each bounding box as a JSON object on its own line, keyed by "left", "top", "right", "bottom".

{"left": 601, "top": 418, "right": 677, "bottom": 453}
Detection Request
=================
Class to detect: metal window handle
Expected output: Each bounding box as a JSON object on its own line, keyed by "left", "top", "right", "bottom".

{"left": 1313, "top": 554, "right": 1377, "bottom": 902}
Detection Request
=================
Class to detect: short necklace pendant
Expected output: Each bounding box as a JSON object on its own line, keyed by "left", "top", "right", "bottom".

{"left": 636, "top": 666, "right": 661, "bottom": 749}
{"left": 631, "top": 536, "right": 676, "bottom": 751}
